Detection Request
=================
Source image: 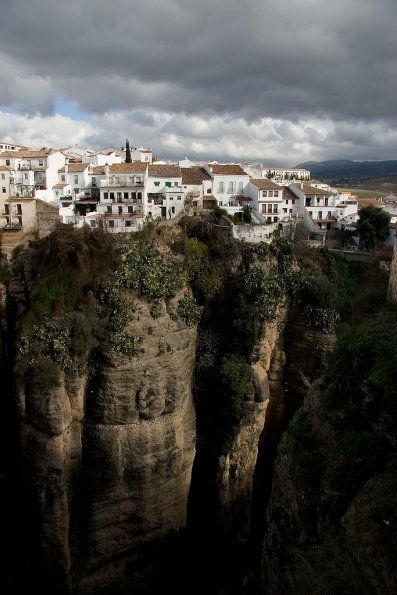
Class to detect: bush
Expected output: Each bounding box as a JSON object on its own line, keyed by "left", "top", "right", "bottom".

{"left": 220, "top": 354, "right": 251, "bottom": 418}
{"left": 111, "top": 332, "right": 142, "bottom": 358}
{"left": 176, "top": 295, "right": 203, "bottom": 327}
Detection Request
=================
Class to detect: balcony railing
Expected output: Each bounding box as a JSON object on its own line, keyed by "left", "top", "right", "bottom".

{"left": 100, "top": 180, "right": 144, "bottom": 187}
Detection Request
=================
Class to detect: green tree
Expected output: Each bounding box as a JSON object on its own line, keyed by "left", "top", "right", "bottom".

{"left": 125, "top": 139, "right": 132, "bottom": 163}
{"left": 357, "top": 205, "right": 391, "bottom": 249}
{"left": 243, "top": 204, "right": 252, "bottom": 223}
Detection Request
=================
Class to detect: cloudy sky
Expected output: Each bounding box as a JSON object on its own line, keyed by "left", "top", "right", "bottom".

{"left": 0, "top": 0, "right": 396, "bottom": 164}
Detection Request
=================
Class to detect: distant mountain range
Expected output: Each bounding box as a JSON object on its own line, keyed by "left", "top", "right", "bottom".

{"left": 295, "top": 160, "right": 397, "bottom": 191}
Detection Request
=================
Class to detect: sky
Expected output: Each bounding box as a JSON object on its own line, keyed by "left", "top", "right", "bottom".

{"left": 0, "top": 0, "right": 396, "bottom": 165}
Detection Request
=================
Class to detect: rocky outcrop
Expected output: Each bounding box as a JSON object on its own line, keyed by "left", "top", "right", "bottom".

{"left": 388, "top": 240, "right": 397, "bottom": 304}
{"left": 216, "top": 303, "right": 289, "bottom": 540}
{"left": 17, "top": 297, "right": 197, "bottom": 593}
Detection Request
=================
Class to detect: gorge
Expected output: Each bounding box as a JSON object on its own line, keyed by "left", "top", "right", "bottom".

{"left": 0, "top": 220, "right": 396, "bottom": 594}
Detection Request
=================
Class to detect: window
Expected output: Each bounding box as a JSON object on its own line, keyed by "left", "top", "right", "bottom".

{"left": 262, "top": 191, "right": 267, "bottom": 197}
{"left": 154, "top": 181, "right": 160, "bottom": 186}
{"left": 107, "top": 206, "right": 112, "bottom": 213}
{"left": 238, "top": 181, "right": 243, "bottom": 192}
{"left": 108, "top": 220, "right": 114, "bottom": 228}
{"left": 90, "top": 220, "right": 97, "bottom": 228}
{"left": 171, "top": 206, "right": 175, "bottom": 214}
{"left": 104, "top": 192, "right": 109, "bottom": 200}
{"left": 274, "top": 191, "right": 279, "bottom": 197}
{"left": 61, "top": 175, "right": 65, "bottom": 182}
{"left": 165, "top": 182, "right": 171, "bottom": 187}
{"left": 318, "top": 211, "right": 322, "bottom": 220}
{"left": 38, "top": 161, "right": 43, "bottom": 166}
{"left": 17, "top": 204, "right": 22, "bottom": 214}
{"left": 6, "top": 160, "right": 10, "bottom": 166}
{"left": 274, "top": 204, "right": 278, "bottom": 213}
{"left": 174, "top": 182, "right": 178, "bottom": 187}
{"left": 1, "top": 188, "right": 5, "bottom": 193}
{"left": 309, "top": 211, "right": 313, "bottom": 217}
{"left": 24, "top": 173, "right": 28, "bottom": 180}
{"left": 125, "top": 220, "right": 132, "bottom": 227}
{"left": 110, "top": 192, "right": 115, "bottom": 200}
{"left": 118, "top": 206, "right": 122, "bottom": 214}
{"left": 128, "top": 206, "right": 133, "bottom": 213}
{"left": 117, "top": 192, "right": 122, "bottom": 200}
{"left": 268, "top": 204, "right": 273, "bottom": 213}
{"left": 74, "top": 175, "right": 78, "bottom": 184}
{"left": 124, "top": 192, "right": 129, "bottom": 199}
{"left": 207, "top": 188, "right": 211, "bottom": 194}
{"left": 136, "top": 177, "right": 141, "bottom": 184}
{"left": 1, "top": 173, "right": 5, "bottom": 180}
{"left": 169, "top": 196, "right": 174, "bottom": 200}
{"left": 92, "top": 177, "right": 97, "bottom": 187}
{"left": 4, "top": 205, "right": 9, "bottom": 214}
{"left": 218, "top": 182, "right": 224, "bottom": 193}
{"left": 177, "top": 196, "right": 181, "bottom": 200}
{"left": 268, "top": 191, "right": 273, "bottom": 197}
{"left": 227, "top": 181, "right": 234, "bottom": 193}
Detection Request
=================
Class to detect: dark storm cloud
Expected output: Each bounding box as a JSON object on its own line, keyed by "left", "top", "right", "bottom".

{"left": 0, "top": 0, "right": 396, "bottom": 161}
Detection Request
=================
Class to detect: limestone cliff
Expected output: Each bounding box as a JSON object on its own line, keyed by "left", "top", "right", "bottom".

{"left": 388, "top": 240, "right": 397, "bottom": 304}
{"left": 263, "top": 303, "right": 397, "bottom": 594}
{"left": 18, "top": 298, "right": 197, "bottom": 592}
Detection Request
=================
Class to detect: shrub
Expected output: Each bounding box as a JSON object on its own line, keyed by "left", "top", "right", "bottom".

{"left": 220, "top": 354, "right": 251, "bottom": 418}
{"left": 111, "top": 332, "right": 142, "bottom": 358}
{"left": 176, "top": 295, "right": 203, "bottom": 327}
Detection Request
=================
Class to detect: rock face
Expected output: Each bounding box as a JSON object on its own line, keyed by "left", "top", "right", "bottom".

{"left": 388, "top": 240, "right": 397, "bottom": 304}
{"left": 216, "top": 303, "right": 289, "bottom": 540}
{"left": 17, "top": 297, "right": 197, "bottom": 592}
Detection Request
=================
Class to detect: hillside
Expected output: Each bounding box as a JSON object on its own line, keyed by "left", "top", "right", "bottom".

{"left": 296, "top": 159, "right": 397, "bottom": 192}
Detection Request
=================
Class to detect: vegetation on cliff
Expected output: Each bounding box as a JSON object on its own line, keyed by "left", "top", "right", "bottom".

{"left": 266, "top": 258, "right": 397, "bottom": 594}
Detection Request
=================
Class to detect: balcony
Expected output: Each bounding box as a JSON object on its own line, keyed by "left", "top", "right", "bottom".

{"left": 104, "top": 212, "right": 143, "bottom": 219}
{"left": 100, "top": 180, "right": 144, "bottom": 188}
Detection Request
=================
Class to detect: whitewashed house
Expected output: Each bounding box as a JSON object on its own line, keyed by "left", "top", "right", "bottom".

{"left": 181, "top": 166, "right": 213, "bottom": 212}
{"left": 248, "top": 179, "right": 285, "bottom": 222}
{"left": 4, "top": 150, "right": 65, "bottom": 203}
{"left": 97, "top": 162, "right": 148, "bottom": 232}
{"left": 0, "top": 140, "right": 29, "bottom": 152}
{"left": 146, "top": 164, "right": 183, "bottom": 219}
{"left": 204, "top": 164, "right": 250, "bottom": 214}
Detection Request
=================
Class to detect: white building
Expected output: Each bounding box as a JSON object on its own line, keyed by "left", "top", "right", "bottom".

{"left": 0, "top": 150, "right": 66, "bottom": 203}
{"left": 98, "top": 162, "right": 148, "bottom": 232}
{"left": 204, "top": 164, "right": 250, "bottom": 214}
{"left": 146, "top": 164, "right": 183, "bottom": 219}
{"left": 181, "top": 166, "right": 213, "bottom": 212}
{"left": 248, "top": 179, "right": 285, "bottom": 222}
{"left": 0, "top": 140, "right": 29, "bottom": 152}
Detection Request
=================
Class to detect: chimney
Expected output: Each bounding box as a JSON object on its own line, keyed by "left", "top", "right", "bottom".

{"left": 105, "top": 163, "right": 110, "bottom": 177}
{"left": 65, "top": 163, "right": 69, "bottom": 175}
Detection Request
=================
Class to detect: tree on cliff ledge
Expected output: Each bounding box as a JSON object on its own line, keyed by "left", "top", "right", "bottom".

{"left": 357, "top": 204, "right": 391, "bottom": 249}
{"left": 125, "top": 139, "right": 132, "bottom": 163}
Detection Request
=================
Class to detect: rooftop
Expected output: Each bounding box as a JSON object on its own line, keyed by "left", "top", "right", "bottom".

{"left": 148, "top": 164, "right": 182, "bottom": 178}
{"left": 207, "top": 163, "right": 247, "bottom": 176}
{"left": 250, "top": 179, "right": 283, "bottom": 191}
{"left": 182, "top": 166, "right": 212, "bottom": 185}
{"left": 59, "top": 163, "right": 90, "bottom": 173}
{"left": 110, "top": 162, "right": 148, "bottom": 174}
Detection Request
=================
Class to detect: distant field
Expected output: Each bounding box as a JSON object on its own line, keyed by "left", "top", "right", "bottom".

{"left": 335, "top": 187, "right": 391, "bottom": 199}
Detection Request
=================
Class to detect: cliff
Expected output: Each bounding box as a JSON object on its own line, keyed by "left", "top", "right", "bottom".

{"left": 2, "top": 222, "right": 393, "bottom": 594}
{"left": 263, "top": 274, "right": 397, "bottom": 594}
{"left": 4, "top": 226, "right": 198, "bottom": 593}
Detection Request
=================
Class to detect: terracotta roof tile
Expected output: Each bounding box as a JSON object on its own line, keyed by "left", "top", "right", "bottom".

{"left": 109, "top": 162, "right": 148, "bottom": 173}
{"left": 148, "top": 164, "right": 181, "bottom": 178}
{"left": 207, "top": 164, "right": 247, "bottom": 176}
{"left": 59, "top": 163, "right": 90, "bottom": 173}
{"left": 91, "top": 166, "right": 105, "bottom": 175}
{"left": 182, "top": 166, "right": 212, "bottom": 185}
{"left": 250, "top": 179, "right": 283, "bottom": 191}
